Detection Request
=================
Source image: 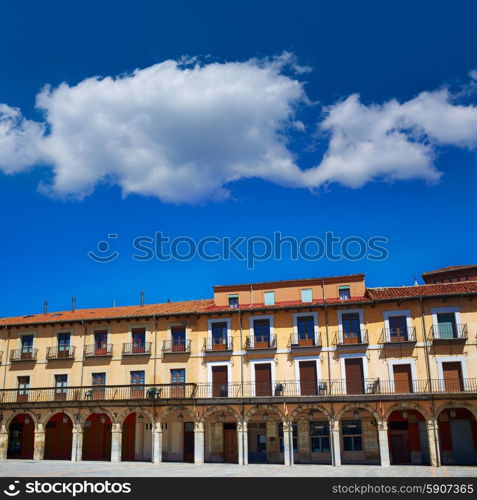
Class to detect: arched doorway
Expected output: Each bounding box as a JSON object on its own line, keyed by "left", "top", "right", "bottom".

{"left": 44, "top": 413, "right": 73, "bottom": 460}
{"left": 121, "top": 412, "right": 152, "bottom": 461}
{"left": 438, "top": 408, "right": 477, "bottom": 465}
{"left": 7, "top": 414, "right": 34, "bottom": 459}
{"left": 82, "top": 413, "right": 112, "bottom": 461}
{"left": 388, "top": 410, "right": 429, "bottom": 465}
{"left": 204, "top": 409, "right": 238, "bottom": 463}
{"left": 339, "top": 408, "right": 380, "bottom": 465}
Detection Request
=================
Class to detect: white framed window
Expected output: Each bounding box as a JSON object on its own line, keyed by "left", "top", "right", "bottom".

{"left": 249, "top": 359, "right": 276, "bottom": 397}
{"left": 337, "top": 308, "right": 365, "bottom": 344}
{"left": 339, "top": 353, "right": 369, "bottom": 393}
{"left": 292, "top": 312, "right": 319, "bottom": 345}
{"left": 207, "top": 361, "right": 233, "bottom": 397}
{"left": 264, "top": 291, "right": 275, "bottom": 306}
{"left": 207, "top": 318, "right": 232, "bottom": 350}
{"left": 293, "top": 355, "right": 322, "bottom": 396}
{"left": 228, "top": 294, "right": 239, "bottom": 308}
{"left": 248, "top": 314, "right": 274, "bottom": 349}
{"left": 431, "top": 306, "right": 463, "bottom": 339}
{"left": 301, "top": 288, "right": 313, "bottom": 303}
{"left": 338, "top": 286, "right": 351, "bottom": 300}
{"left": 386, "top": 358, "right": 418, "bottom": 392}
{"left": 436, "top": 356, "right": 469, "bottom": 391}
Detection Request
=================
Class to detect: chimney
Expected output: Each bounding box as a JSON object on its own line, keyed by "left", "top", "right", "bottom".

{"left": 43, "top": 300, "right": 48, "bottom": 314}
{"left": 167, "top": 297, "right": 171, "bottom": 303}
{"left": 72, "top": 296, "right": 76, "bottom": 312}
{"left": 140, "top": 291, "right": 144, "bottom": 306}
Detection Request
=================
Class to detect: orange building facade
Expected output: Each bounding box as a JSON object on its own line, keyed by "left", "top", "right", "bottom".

{"left": 0, "top": 270, "right": 476, "bottom": 467}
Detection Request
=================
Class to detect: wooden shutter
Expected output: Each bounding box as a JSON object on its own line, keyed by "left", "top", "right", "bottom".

{"left": 442, "top": 362, "right": 463, "bottom": 391}
{"left": 393, "top": 364, "right": 413, "bottom": 393}
{"left": 299, "top": 361, "right": 317, "bottom": 395}
{"left": 255, "top": 364, "right": 272, "bottom": 396}
{"left": 212, "top": 366, "right": 228, "bottom": 397}
{"left": 345, "top": 358, "right": 364, "bottom": 394}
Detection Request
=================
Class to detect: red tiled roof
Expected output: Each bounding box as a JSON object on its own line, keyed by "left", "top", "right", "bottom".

{"left": 0, "top": 299, "right": 214, "bottom": 327}
{"left": 366, "top": 281, "right": 477, "bottom": 300}
{"left": 422, "top": 265, "right": 477, "bottom": 276}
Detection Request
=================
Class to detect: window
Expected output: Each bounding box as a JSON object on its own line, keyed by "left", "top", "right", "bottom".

{"left": 301, "top": 288, "right": 313, "bottom": 303}
{"left": 341, "top": 420, "right": 362, "bottom": 451}
{"left": 341, "top": 313, "right": 361, "bottom": 343}
{"left": 436, "top": 313, "right": 458, "bottom": 339}
{"left": 228, "top": 295, "right": 239, "bottom": 308}
{"left": 17, "top": 376, "right": 30, "bottom": 402}
{"left": 94, "top": 330, "right": 108, "bottom": 354}
{"left": 55, "top": 374, "right": 68, "bottom": 400}
{"left": 131, "top": 371, "right": 145, "bottom": 397}
{"left": 57, "top": 332, "right": 71, "bottom": 356}
{"left": 171, "top": 326, "right": 186, "bottom": 352}
{"left": 388, "top": 316, "right": 408, "bottom": 340}
{"left": 278, "top": 422, "right": 298, "bottom": 452}
{"left": 132, "top": 327, "right": 146, "bottom": 353}
{"left": 264, "top": 291, "right": 275, "bottom": 306}
{"left": 339, "top": 286, "right": 351, "bottom": 300}
{"left": 211, "top": 321, "right": 228, "bottom": 347}
{"left": 171, "top": 368, "right": 185, "bottom": 397}
{"left": 253, "top": 319, "right": 271, "bottom": 347}
{"left": 310, "top": 421, "right": 330, "bottom": 452}
{"left": 92, "top": 372, "right": 106, "bottom": 399}
{"left": 297, "top": 316, "right": 315, "bottom": 345}
{"left": 20, "top": 335, "right": 34, "bottom": 360}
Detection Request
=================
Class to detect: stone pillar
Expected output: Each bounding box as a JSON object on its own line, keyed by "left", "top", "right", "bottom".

{"left": 297, "top": 420, "right": 310, "bottom": 462}
{"left": 378, "top": 421, "right": 390, "bottom": 467}
{"left": 194, "top": 421, "right": 205, "bottom": 464}
{"left": 111, "top": 423, "right": 122, "bottom": 463}
{"left": 0, "top": 424, "right": 8, "bottom": 460}
{"left": 33, "top": 424, "right": 45, "bottom": 461}
{"left": 426, "top": 418, "right": 440, "bottom": 467}
{"left": 282, "top": 421, "right": 294, "bottom": 466}
{"left": 331, "top": 419, "right": 341, "bottom": 466}
{"left": 152, "top": 422, "right": 163, "bottom": 464}
{"left": 237, "top": 421, "right": 248, "bottom": 466}
{"left": 71, "top": 424, "right": 83, "bottom": 462}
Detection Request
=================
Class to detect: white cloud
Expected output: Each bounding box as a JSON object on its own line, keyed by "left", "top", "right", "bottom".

{"left": 1, "top": 55, "right": 477, "bottom": 203}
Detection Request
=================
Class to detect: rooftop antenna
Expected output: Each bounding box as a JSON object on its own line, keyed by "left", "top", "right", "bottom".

{"left": 140, "top": 291, "right": 144, "bottom": 306}
{"left": 167, "top": 297, "right": 171, "bottom": 303}
{"left": 112, "top": 300, "right": 116, "bottom": 307}
{"left": 43, "top": 300, "right": 48, "bottom": 314}
{"left": 72, "top": 296, "right": 76, "bottom": 312}
{"left": 413, "top": 275, "right": 419, "bottom": 286}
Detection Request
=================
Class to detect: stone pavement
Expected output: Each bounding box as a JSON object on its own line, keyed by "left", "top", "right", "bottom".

{"left": 0, "top": 461, "right": 476, "bottom": 477}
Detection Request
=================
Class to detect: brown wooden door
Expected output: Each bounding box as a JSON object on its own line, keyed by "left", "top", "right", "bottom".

{"left": 345, "top": 358, "right": 364, "bottom": 394}
{"left": 255, "top": 364, "right": 272, "bottom": 396}
{"left": 393, "top": 364, "right": 413, "bottom": 393}
{"left": 212, "top": 366, "right": 228, "bottom": 397}
{"left": 299, "top": 361, "right": 317, "bottom": 395}
{"left": 223, "top": 424, "right": 238, "bottom": 463}
{"left": 183, "top": 422, "right": 195, "bottom": 462}
{"left": 442, "top": 362, "right": 463, "bottom": 392}
{"left": 390, "top": 433, "right": 411, "bottom": 464}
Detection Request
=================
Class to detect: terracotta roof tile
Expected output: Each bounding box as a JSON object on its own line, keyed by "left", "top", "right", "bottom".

{"left": 366, "top": 281, "right": 477, "bottom": 300}
{"left": 422, "top": 265, "right": 477, "bottom": 276}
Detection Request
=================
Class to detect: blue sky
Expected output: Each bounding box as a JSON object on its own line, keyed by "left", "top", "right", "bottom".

{"left": 0, "top": 0, "right": 476, "bottom": 316}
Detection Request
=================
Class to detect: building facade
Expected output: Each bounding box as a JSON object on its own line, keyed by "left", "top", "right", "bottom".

{"left": 0, "top": 270, "right": 476, "bottom": 467}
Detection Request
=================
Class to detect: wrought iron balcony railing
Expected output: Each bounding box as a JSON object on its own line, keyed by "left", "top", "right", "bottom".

{"left": 429, "top": 323, "right": 468, "bottom": 341}
{"left": 334, "top": 329, "right": 368, "bottom": 346}
{"left": 10, "top": 348, "right": 38, "bottom": 362}
{"left": 84, "top": 344, "right": 113, "bottom": 357}
{"left": 1, "top": 378, "right": 477, "bottom": 405}
{"left": 381, "top": 327, "right": 417, "bottom": 344}
{"left": 203, "top": 337, "right": 233, "bottom": 352}
{"left": 288, "top": 333, "right": 322, "bottom": 349}
{"left": 122, "top": 342, "right": 152, "bottom": 356}
{"left": 46, "top": 346, "right": 76, "bottom": 360}
{"left": 244, "top": 333, "right": 277, "bottom": 350}
{"left": 162, "top": 339, "right": 192, "bottom": 354}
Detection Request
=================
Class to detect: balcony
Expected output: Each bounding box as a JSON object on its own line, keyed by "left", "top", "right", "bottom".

{"left": 203, "top": 337, "right": 233, "bottom": 353}
{"left": 10, "top": 348, "right": 38, "bottom": 362}
{"left": 46, "top": 346, "right": 75, "bottom": 360}
{"left": 1, "top": 378, "right": 477, "bottom": 405}
{"left": 84, "top": 344, "right": 113, "bottom": 358}
{"left": 334, "top": 329, "right": 368, "bottom": 346}
{"left": 381, "top": 327, "right": 417, "bottom": 344}
{"left": 122, "top": 342, "right": 151, "bottom": 356}
{"left": 244, "top": 333, "right": 277, "bottom": 350}
{"left": 162, "top": 339, "right": 191, "bottom": 354}
{"left": 429, "top": 323, "right": 468, "bottom": 341}
{"left": 289, "top": 333, "right": 321, "bottom": 350}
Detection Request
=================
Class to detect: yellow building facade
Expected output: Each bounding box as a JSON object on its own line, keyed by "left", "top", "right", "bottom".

{"left": 0, "top": 270, "right": 476, "bottom": 467}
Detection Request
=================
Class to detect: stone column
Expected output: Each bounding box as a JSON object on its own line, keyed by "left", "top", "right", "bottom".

{"left": 71, "top": 424, "right": 83, "bottom": 462}
{"left": 237, "top": 421, "right": 248, "bottom": 466}
{"left": 0, "top": 424, "right": 8, "bottom": 460}
{"left": 378, "top": 421, "right": 390, "bottom": 467}
{"left": 152, "top": 422, "right": 163, "bottom": 464}
{"left": 282, "top": 421, "right": 294, "bottom": 466}
{"left": 426, "top": 418, "right": 440, "bottom": 467}
{"left": 194, "top": 421, "right": 205, "bottom": 464}
{"left": 33, "top": 424, "right": 45, "bottom": 461}
{"left": 330, "top": 419, "right": 341, "bottom": 466}
{"left": 111, "top": 423, "right": 122, "bottom": 463}
{"left": 297, "top": 420, "right": 310, "bottom": 462}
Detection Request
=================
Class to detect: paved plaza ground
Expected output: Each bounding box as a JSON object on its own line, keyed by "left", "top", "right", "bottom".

{"left": 0, "top": 460, "right": 476, "bottom": 477}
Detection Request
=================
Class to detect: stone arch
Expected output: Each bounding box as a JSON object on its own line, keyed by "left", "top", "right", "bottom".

{"left": 40, "top": 409, "right": 77, "bottom": 427}
{"left": 4, "top": 410, "right": 38, "bottom": 429}
{"left": 384, "top": 402, "right": 431, "bottom": 422}
{"left": 435, "top": 401, "right": 477, "bottom": 421}
{"left": 80, "top": 408, "right": 116, "bottom": 427}
{"left": 290, "top": 404, "right": 330, "bottom": 422}
{"left": 159, "top": 406, "right": 196, "bottom": 422}
{"left": 244, "top": 404, "right": 285, "bottom": 422}
{"left": 200, "top": 405, "right": 241, "bottom": 423}
{"left": 117, "top": 407, "right": 155, "bottom": 426}
{"left": 334, "top": 403, "right": 382, "bottom": 423}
